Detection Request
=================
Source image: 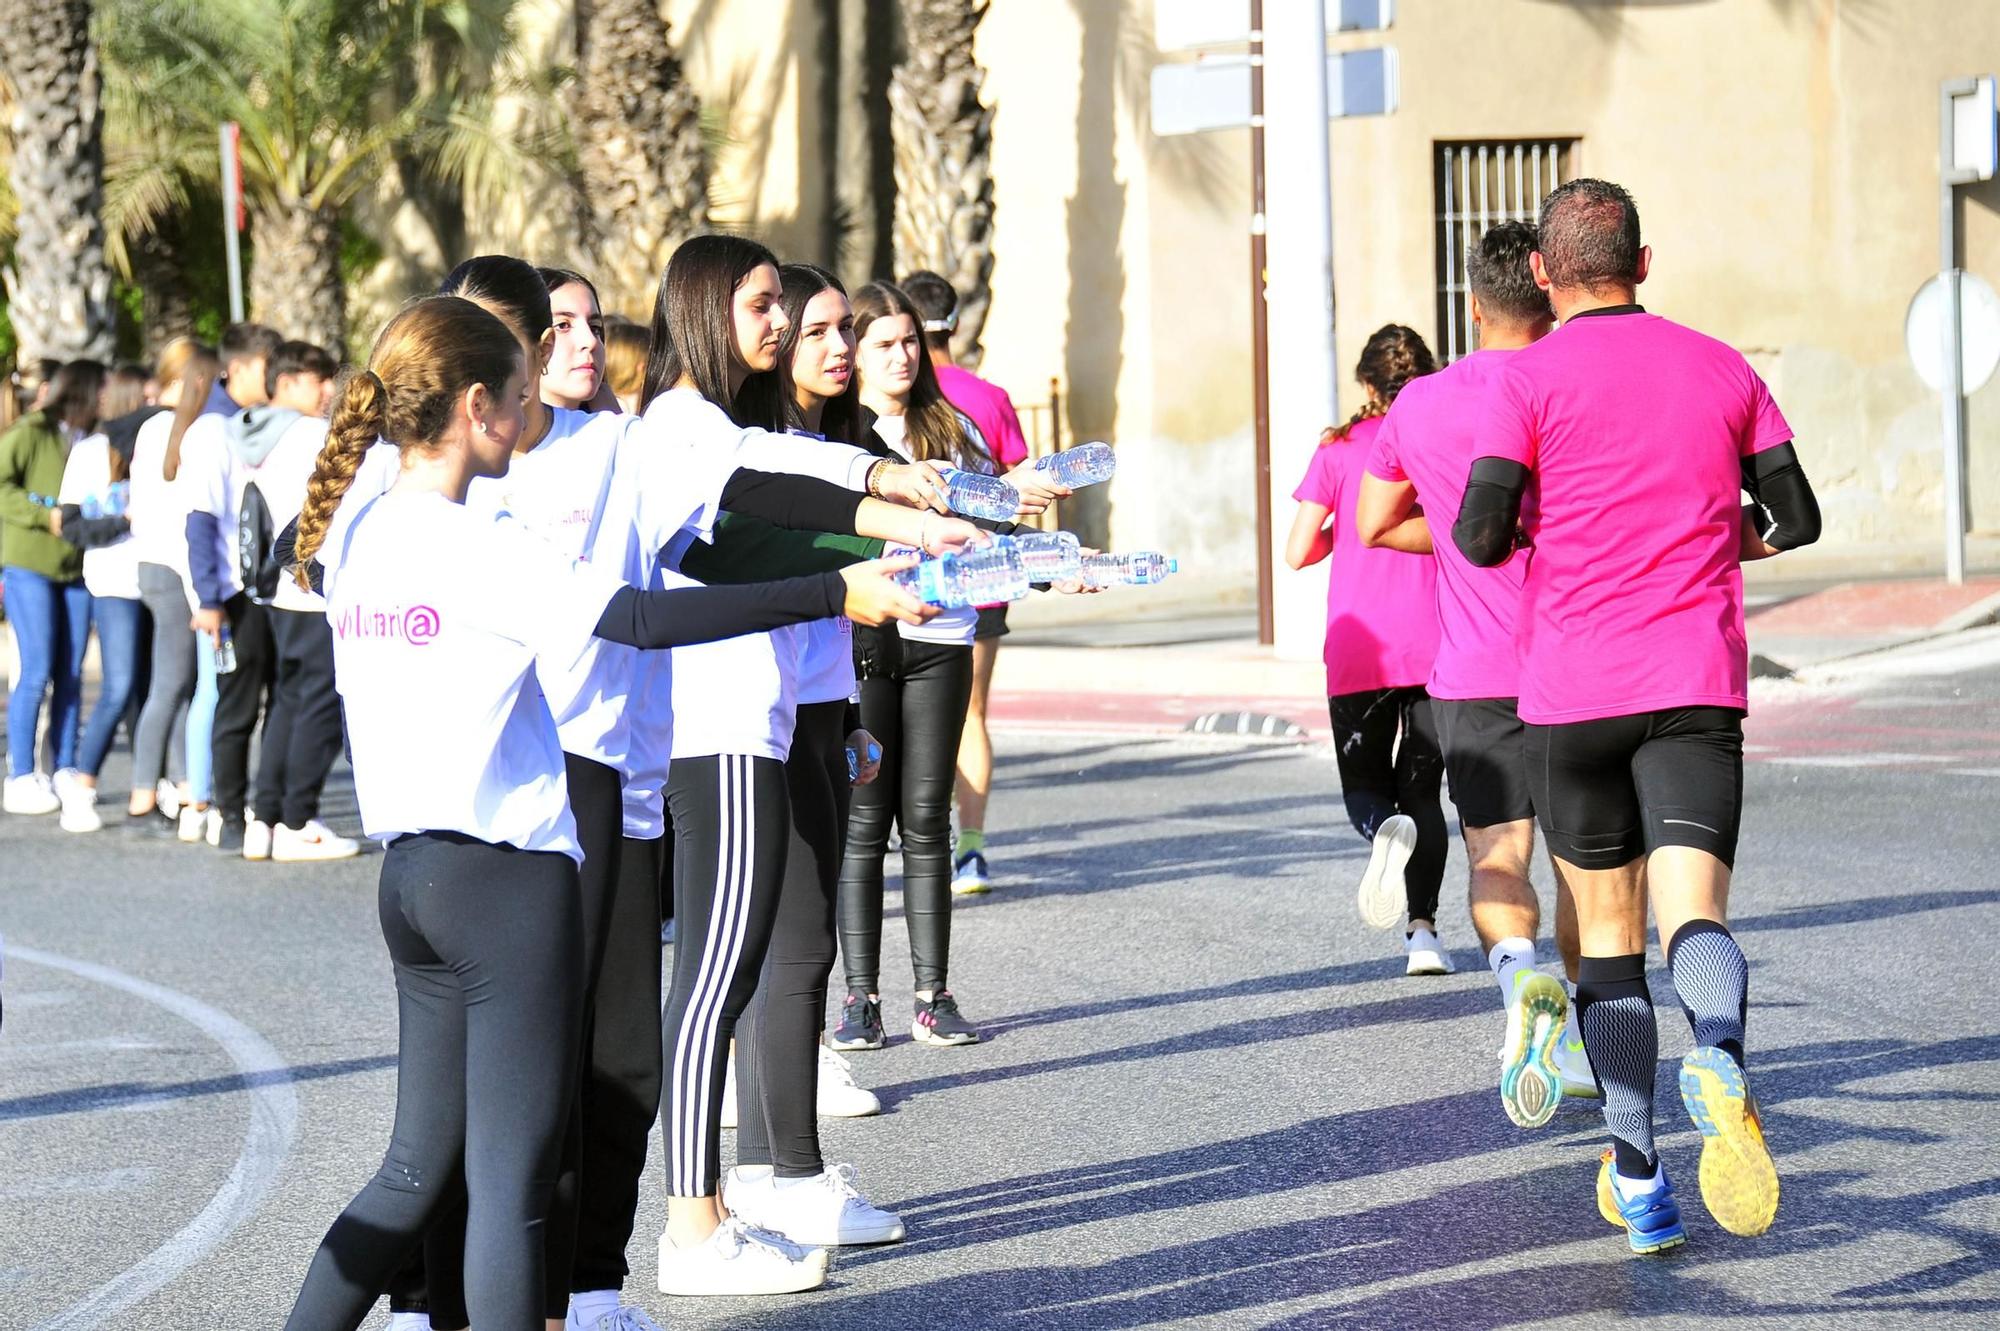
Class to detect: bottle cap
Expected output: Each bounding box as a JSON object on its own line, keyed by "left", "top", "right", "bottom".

{"left": 1168, "top": 559, "right": 1180, "bottom": 572}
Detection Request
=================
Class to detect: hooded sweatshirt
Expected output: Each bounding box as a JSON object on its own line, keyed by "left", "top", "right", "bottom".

{"left": 185, "top": 405, "right": 301, "bottom": 608}
{"left": 0, "top": 411, "right": 83, "bottom": 580}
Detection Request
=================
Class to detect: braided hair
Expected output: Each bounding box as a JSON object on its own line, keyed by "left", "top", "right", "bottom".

{"left": 1322, "top": 324, "right": 1436, "bottom": 444}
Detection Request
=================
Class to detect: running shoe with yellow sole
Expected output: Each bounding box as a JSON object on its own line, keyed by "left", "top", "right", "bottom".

{"left": 1679, "top": 1045, "right": 1779, "bottom": 1236}
{"left": 1498, "top": 971, "right": 1568, "bottom": 1128}
{"left": 1595, "top": 1149, "right": 1688, "bottom": 1253}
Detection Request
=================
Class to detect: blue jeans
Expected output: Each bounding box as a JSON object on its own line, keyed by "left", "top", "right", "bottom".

{"left": 4, "top": 566, "right": 92, "bottom": 779}
{"left": 78, "top": 595, "right": 143, "bottom": 778}
{"left": 189, "top": 627, "right": 219, "bottom": 805}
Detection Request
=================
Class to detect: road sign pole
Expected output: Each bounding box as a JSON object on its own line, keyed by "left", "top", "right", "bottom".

{"left": 1250, "top": 1, "right": 1274, "bottom": 645}
{"left": 220, "top": 122, "right": 246, "bottom": 324}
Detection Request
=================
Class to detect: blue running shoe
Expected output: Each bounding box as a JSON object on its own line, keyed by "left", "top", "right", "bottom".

{"left": 830, "top": 992, "right": 885, "bottom": 1051}
{"left": 951, "top": 849, "right": 992, "bottom": 896}
{"left": 1595, "top": 1150, "right": 1688, "bottom": 1254}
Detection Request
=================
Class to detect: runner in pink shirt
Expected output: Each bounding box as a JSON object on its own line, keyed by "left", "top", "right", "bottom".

{"left": 1355, "top": 221, "right": 1594, "bottom": 1127}
{"left": 1455, "top": 179, "right": 1821, "bottom": 1255}
{"left": 1285, "top": 324, "right": 1449, "bottom": 978}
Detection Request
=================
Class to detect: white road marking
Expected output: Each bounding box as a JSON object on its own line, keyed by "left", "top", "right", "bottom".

{"left": 1765, "top": 752, "right": 1953, "bottom": 768}
{"left": 1947, "top": 767, "right": 2000, "bottom": 777}
{"left": 5, "top": 944, "right": 299, "bottom": 1330}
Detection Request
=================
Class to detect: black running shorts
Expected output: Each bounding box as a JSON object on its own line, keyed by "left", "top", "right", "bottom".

{"left": 1434, "top": 697, "right": 1536, "bottom": 828}
{"left": 1523, "top": 706, "right": 1745, "bottom": 870}
{"left": 973, "top": 605, "right": 1011, "bottom": 640}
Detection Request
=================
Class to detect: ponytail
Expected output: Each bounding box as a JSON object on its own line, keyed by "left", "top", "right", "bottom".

{"left": 1323, "top": 323, "right": 1436, "bottom": 444}
{"left": 160, "top": 347, "right": 221, "bottom": 481}
{"left": 293, "top": 368, "right": 387, "bottom": 587}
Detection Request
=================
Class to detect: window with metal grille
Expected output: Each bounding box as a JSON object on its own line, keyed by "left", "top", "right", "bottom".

{"left": 1434, "top": 140, "right": 1578, "bottom": 361}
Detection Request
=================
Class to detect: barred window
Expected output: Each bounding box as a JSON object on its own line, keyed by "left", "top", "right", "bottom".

{"left": 1435, "top": 140, "right": 1578, "bottom": 361}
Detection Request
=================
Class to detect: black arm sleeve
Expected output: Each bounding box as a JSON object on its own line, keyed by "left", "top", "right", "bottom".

{"left": 592, "top": 571, "right": 848, "bottom": 650}
{"left": 1452, "top": 457, "right": 1529, "bottom": 568}
{"left": 1741, "top": 441, "right": 1821, "bottom": 551}
{"left": 718, "top": 468, "right": 866, "bottom": 536}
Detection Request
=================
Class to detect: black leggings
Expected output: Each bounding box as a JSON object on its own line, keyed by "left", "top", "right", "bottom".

{"left": 840, "top": 637, "right": 974, "bottom": 995}
{"left": 388, "top": 755, "right": 624, "bottom": 1327}
{"left": 212, "top": 593, "right": 273, "bottom": 821}
{"left": 738, "top": 700, "right": 849, "bottom": 1177}
{"left": 285, "top": 832, "right": 583, "bottom": 1331}
{"left": 255, "top": 608, "right": 345, "bottom": 829}
{"left": 661, "top": 752, "right": 790, "bottom": 1197}
{"left": 1328, "top": 686, "right": 1448, "bottom": 923}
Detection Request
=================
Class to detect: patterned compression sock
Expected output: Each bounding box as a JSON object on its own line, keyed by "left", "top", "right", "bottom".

{"left": 957, "top": 827, "right": 985, "bottom": 855}
{"left": 1577, "top": 953, "right": 1659, "bottom": 1177}
{"left": 1666, "top": 919, "right": 1749, "bottom": 1069}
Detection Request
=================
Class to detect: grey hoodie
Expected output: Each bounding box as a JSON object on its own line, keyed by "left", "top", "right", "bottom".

{"left": 226, "top": 405, "right": 302, "bottom": 468}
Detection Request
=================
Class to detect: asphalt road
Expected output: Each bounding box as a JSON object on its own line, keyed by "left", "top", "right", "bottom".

{"left": 3, "top": 632, "right": 1999, "bottom": 1330}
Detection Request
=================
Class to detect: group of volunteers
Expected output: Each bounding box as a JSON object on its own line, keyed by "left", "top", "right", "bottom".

{"left": 106, "top": 237, "right": 1077, "bottom": 1331}
{"left": 1289, "top": 179, "right": 1820, "bottom": 1255}
{"left": 1, "top": 325, "right": 358, "bottom": 862}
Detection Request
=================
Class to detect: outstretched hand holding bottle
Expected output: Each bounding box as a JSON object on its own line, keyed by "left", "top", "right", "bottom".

{"left": 840, "top": 554, "right": 941, "bottom": 626}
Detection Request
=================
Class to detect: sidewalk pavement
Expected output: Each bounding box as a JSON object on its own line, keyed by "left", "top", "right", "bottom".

{"left": 991, "top": 569, "right": 2000, "bottom": 739}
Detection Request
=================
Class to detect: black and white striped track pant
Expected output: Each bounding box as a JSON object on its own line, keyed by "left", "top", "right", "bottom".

{"left": 660, "top": 752, "right": 792, "bottom": 1197}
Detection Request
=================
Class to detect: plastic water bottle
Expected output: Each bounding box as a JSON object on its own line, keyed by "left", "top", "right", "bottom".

{"left": 106, "top": 481, "right": 130, "bottom": 517}
{"left": 895, "top": 538, "right": 1031, "bottom": 608}
{"left": 213, "top": 627, "right": 238, "bottom": 675}
{"left": 939, "top": 468, "right": 1021, "bottom": 521}
{"left": 1034, "top": 441, "right": 1117, "bottom": 488}
{"left": 81, "top": 493, "right": 101, "bottom": 520}
{"left": 1081, "top": 552, "right": 1178, "bottom": 588}
{"left": 1012, "top": 530, "right": 1083, "bottom": 583}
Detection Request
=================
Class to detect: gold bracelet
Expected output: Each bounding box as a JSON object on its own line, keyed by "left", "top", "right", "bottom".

{"left": 866, "top": 459, "right": 888, "bottom": 499}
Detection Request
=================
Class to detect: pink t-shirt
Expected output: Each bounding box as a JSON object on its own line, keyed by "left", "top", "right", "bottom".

{"left": 1292, "top": 414, "right": 1439, "bottom": 698}
{"left": 1475, "top": 309, "right": 1793, "bottom": 724}
{"left": 936, "top": 365, "right": 1029, "bottom": 469}
{"left": 1367, "top": 349, "right": 1530, "bottom": 702}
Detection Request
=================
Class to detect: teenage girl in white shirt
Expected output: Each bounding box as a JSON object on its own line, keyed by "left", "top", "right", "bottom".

{"left": 281, "top": 295, "right": 930, "bottom": 1331}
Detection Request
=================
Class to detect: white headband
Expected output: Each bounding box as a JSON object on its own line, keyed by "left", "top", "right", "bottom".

{"left": 922, "top": 315, "right": 958, "bottom": 333}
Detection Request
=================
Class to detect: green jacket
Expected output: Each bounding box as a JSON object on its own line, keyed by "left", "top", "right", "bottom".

{"left": 0, "top": 413, "right": 82, "bottom": 581}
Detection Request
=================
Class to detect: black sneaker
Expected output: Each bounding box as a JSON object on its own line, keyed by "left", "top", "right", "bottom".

{"left": 911, "top": 991, "right": 982, "bottom": 1046}
{"left": 215, "top": 818, "right": 246, "bottom": 853}
{"left": 830, "top": 992, "right": 885, "bottom": 1051}
{"left": 125, "top": 807, "right": 179, "bottom": 838}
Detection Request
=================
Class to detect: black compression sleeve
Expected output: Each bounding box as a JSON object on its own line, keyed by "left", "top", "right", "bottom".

{"left": 1452, "top": 457, "right": 1529, "bottom": 567}
{"left": 593, "top": 572, "right": 847, "bottom": 650}
{"left": 1741, "top": 442, "right": 1821, "bottom": 551}
{"left": 719, "top": 468, "right": 865, "bottom": 536}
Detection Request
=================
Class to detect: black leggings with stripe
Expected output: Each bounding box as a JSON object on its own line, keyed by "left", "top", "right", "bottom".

{"left": 660, "top": 752, "right": 792, "bottom": 1197}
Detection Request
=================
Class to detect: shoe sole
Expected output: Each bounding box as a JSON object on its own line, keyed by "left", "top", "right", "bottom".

{"left": 271, "top": 848, "right": 361, "bottom": 862}
{"left": 1498, "top": 974, "right": 1567, "bottom": 1129}
{"left": 816, "top": 1096, "right": 883, "bottom": 1118}
{"left": 950, "top": 881, "right": 992, "bottom": 896}
{"left": 1356, "top": 816, "right": 1415, "bottom": 930}
{"left": 909, "top": 1022, "right": 980, "bottom": 1046}
{"left": 1680, "top": 1047, "right": 1779, "bottom": 1237}
{"left": 655, "top": 1256, "right": 829, "bottom": 1297}
{"left": 1596, "top": 1156, "right": 1688, "bottom": 1254}
{"left": 828, "top": 1033, "right": 885, "bottom": 1052}
{"left": 1405, "top": 950, "right": 1453, "bottom": 977}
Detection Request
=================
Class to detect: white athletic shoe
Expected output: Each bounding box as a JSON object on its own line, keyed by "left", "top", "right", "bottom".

{"left": 1357, "top": 814, "right": 1416, "bottom": 929}
{"left": 568, "top": 1303, "right": 665, "bottom": 1331}
{"left": 817, "top": 1046, "right": 882, "bottom": 1118}
{"left": 53, "top": 769, "right": 102, "bottom": 833}
{"left": 655, "top": 1215, "right": 827, "bottom": 1296}
{"left": 204, "top": 807, "right": 223, "bottom": 847}
{"left": 243, "top": 816, "right": 273, "bottom": 861}
{"left": 385, "top": 1313, "right": 433, "bottom": 1331}
{"left": 1557, "top": 1027, "right": 1601, "bottom": 1100}
{"left": 721, "top": 1056, "right": 740, "bottom": 1130}
{"left": 726, "top": 1163, "right": 906, "bottom": 1246}
{"left": 3, "top": 772, "right": 61, "bottom": 816}
{"left": 272, "top": 819, "right": 361, "bottom": 862}
{"left": 156, "top": 779, "right": 183, "bottom": 820}
{"left": 1405, "top": 927, "right": 1455, "bottom": 976}
{"left": 179, "top": 805, "right": 207, "bottom": 843}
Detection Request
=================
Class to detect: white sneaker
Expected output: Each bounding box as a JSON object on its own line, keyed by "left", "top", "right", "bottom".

{"left": 53, "top": 769, "right": 102, "bottom": 833}
{"left": 156, "top": 779, "right": 183, "bottom": 820}
{"left": 656, "top": 1215, "right": 827, "bottom": 1296}
{"left": 568, "top": 1303, "right": 664, "bottom": 1331}
{"left": 272, "top": 819, "right": 361, "bottom": 862}
{"left": 817, "top": 1046, "right": 882, "bottom": 1118}
{"left": 721, "top": 1056, "right": 740, "bottom": 1130}
{"left": 385, "top": 1314, "right": 432, "bottom": 1331}
{"left": 1556, "top": 1028, "right": 1600, "bottom": 1100}
{"left": 1405, "top": 927, "right": 1455, "bottom": 976}
{"left": 178, "top": 805, "right": 206, "bottom": 843}
{"left": 3, "top": 772, "right": 60, "bottom": 816}
{"left": 204, "top": 807, "right": 223, "bottom": 847}
{"left": 1357, "top": 814, "right": 1416, "bottom": 929}
{"left": 243, "top": 817, "right": 273, "bottom": 861}
{"left": 726, "top": 1163, "right": 905, "bottom": 1246}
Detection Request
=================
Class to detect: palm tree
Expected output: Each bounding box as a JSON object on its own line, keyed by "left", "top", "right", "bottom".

{"left": 0, "top": 0, "right": 117, "bottom": 362}
{"left": 571, "top": 0, "right": 708, "bottom": 315}
{"left": 889, "top": 0, "right": 995, "bottom": 367}
{"left": 98, "top": 0, "right": 564, "bottom": 348}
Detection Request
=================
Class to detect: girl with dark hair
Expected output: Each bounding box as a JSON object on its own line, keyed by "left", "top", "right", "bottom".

{"left": 539, "top": 266, "right": 611, "bottom": 411}
{"left": 602, "top": 317, "right": 649, "bottom": 414}
{"left": 1283, "top": 323, "right": 1449, "bottom": 976}
{"left": 281, "top": 294, "right": 933, "bottom": 1331}
{"left": 54, "top": 364, "right": 162, "bottom": 829}
{"left": 639, "top": 237, "right": 981, "bottom": 1295}
{"left": 1, "top": 359, "right": 106, "bottom": 820}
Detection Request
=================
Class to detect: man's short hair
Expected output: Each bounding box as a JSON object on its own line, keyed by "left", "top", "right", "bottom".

{"left": 898, "top": 270, "right": 960, "bottom": 350}
{"left": 265, "top": 339, "right": 338, "bottom": 400}
{"left": 1468, "top": 221, "right": 1552, "bottom": 326}
{"left": 220, "top": 321, "right": 284, "bottom": 369}
{"left": 1536, "top": 178, "right": 1642, "bottom": 291}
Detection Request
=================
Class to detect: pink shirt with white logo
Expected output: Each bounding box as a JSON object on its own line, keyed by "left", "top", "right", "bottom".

{"left": 1292, "top": 415, "right": 1439, "bottom": 698}
{"left": 936, "top": 365, "right": 1028, "bottom": 469}
{"left": 1367, "top": 350, "right": 1530, "bottom": 702}
{"left": 1474, "top": 308, "right": 1793, "bottom": 724}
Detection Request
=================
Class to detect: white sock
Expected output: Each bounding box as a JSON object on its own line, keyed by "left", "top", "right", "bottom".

{"left": 566, "top": 1289, "right": 620, "bottom": 1329}
{"left": 1489, "top": 937, "right": 1538, "bottom": 1003}
{"left": 386, "top": 1315, "right": 432, "bottom": 1331}
{"left": 1610, "top": 1158, "right": 1665, "bottom": 1194}
{"left": 772, "top": 1169, "right": 825, "bottom": 1191}
{"left": 1563, "top": 984, "right": 1584, "bottom": 1047}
